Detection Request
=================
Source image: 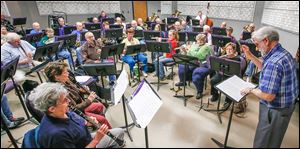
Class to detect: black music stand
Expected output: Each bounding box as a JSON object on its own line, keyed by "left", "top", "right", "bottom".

{"left": 125, "top": 44, "right": 147, "bottom": 87}
{"left": 2, "top": 56, "right": 32, "bottom": 121}
{"left": 187, "top": 32, "right": 199, "bottom": 42}
{"left": 109, "top": 24, "right": 122, "bottom": 29}
{"left": 192, "top": 26, "right": 203, "bottom": 32}
{"left": 204, "top": 56, "right": 241, "bottom": 124}
{"left": 102, "top": 18, "right": 115, "bottom": 24}
{"left": 63, "top": 26, "right": 76, "bottom": 35}
{"left": 192, "top": 19, "right": 200, "bottom": 26}
{"left": 211, "top": 75, "right": 255, "bottom": 148}
{"left": 133, "top": 30, "right": 144, "bottom": 39}
{"left": 167, "top": 17, "right": 179, "bottom": 25}
{"left": 143, "top": 31, "right": 161, "bottom": 41}
{"left": 105, "top": 28, "right": 123, "bottom": 42}
{"left": 146, "top": 41, "right": 170, "bottom": 91}
{"left": 80, "top": 29, "right": 102, "bottom": 41}
{"left": 239, "top": 40, "right": 260, "bottom": 57}
{"left": 212, "top": 35, "right": 231, "bottom": 56}
{"left": 172, "top": 54, "right": 199, "bottom": 106}
{"left": 56, "top": 34, "right": 77, "bottom": 70}
{"left": 25, "top": 32, "right": 44, "bottom": 47}
{"left": 242, "top": 31, "right": 252, "bottom": 40}
{"left": 84, "top": 23, "right": 101, "bottom": 31}
{"left": 101, "top": 43, "right": 125, "bottom": 75}
{"left": 13, "top": 17, "right": 27, "bottom": 36}
{"left": 82, "top": 63, "right": 117, "bottom": 105}
{"left": 212, "top": 27, "right": 226, "bottom": 36}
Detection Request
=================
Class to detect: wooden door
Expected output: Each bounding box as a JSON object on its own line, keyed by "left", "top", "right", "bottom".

{"left": 133, "top": 1, "right": 147, "bottom": 21}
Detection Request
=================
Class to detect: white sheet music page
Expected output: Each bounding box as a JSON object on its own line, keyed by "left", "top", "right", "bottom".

{"left": 128, "top": 81, "right": 163, "bottom": 128}
{"left": 216, "top": 75, "right": 256, "bottom": 102}
{"left": 75, "top": 76, "right": 92, "bottom": 84}
{"left": 113, "top": 70, "right": 129, "bottom": 105}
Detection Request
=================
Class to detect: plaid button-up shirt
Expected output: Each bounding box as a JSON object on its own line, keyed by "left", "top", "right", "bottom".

{"left": 259, "top": 43, "right": 299, "bottom": 108}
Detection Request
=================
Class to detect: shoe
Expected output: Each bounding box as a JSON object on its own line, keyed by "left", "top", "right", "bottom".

{"left": 196, "top": 93, "right": 203, "bottom": 99}
{"left": 8, "top": 121, "right": 22, "bottom": 129}
{"left": 11, "top": 117, "right": 25, "bottom": 122}
{"left": 109, "top": 81, "right": 115, "bottom": 86}
{"left": 210, "top": 96, "right": 218, "bottom": 102}
{"left": 175, "top": 82, "right": 186, "bottom": 86}
{"left": 143, "top": 71, "right": 148, "bottom": 77}
{"left": 222, "top": 102, "right": 231, "bottom": 109}
{"left": 159, "top": 76, "right": 166, "bottom": 81}
{"left": 119, "top": 140, "right": 126, "bottom": 148}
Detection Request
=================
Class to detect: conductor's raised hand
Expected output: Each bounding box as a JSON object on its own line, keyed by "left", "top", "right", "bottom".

{"left": 241, "top": 44, "right": 254, "bottom": 60}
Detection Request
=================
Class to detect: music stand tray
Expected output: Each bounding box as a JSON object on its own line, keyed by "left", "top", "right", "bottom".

{"left": 13, "top": 17, "right": 27, "bottom": 26}
{"left": 105, "top": 28, "right": 123, "bottom": 39}
{"left": 25, "top": 32, "right": 44, "bottom": 44}
{"left": 63, "top": 26, "right": 77, "bottom": 35}
{"left": 212, "top": 35, "right": 231, "bottom": 47}
{"left": 84, "top": 23, "right": 101, "bottom": 31}
{"left": 172, "top": 54, "right": 199, "bottom": 106}
{"left": 192, "top": 19, "right": 200, "bottom": 26}
{"left": 109, "top": 24, "right": 122, "bottom": 29}
{"left": 101, "top": 43, "right": 125, "bottom": 60}
{"left": 143, "top": 31, "right": 161, "bottom": 41}
{"left": 242, "top": 31, "right": 252, "bottom": 40}
{"left": 101, "top": 18, "right": 115, "bottom": 24}
{"left": 33, "top": 42, "right": 60, "bottom": 60}
{"left": 187, "top": 32, "right": 199, "bottom": 42}
{"left": 167, "top": 17, "right": 179, "bottom": 25}
{"left": 82, "top": 63, "right": 117, "bottom": 76}
{"left": 212, "top": 27, "right": 227, "bottom": 36}
{"left": 178, "top": 32, "right": 187, "bottom": 42}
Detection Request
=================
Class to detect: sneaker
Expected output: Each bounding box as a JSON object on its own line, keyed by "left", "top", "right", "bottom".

{"left": 175, "top": 82, "right": 186, "bottom": 86}
{"left": 196, "top": 93, "right": 203, "bottom": 99}
{"left": 11, "top": 117, "right": 25, "bottom": 122}
{"left": 159, "top": 76, "right": 166, "bottom": 81}
{"left": 8, "top": 121, "right": 22, "bottom": 129}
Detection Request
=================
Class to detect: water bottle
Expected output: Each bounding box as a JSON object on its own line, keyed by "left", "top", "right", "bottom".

{"left": 133, "top": 64, "right": 139, "bottom": 77}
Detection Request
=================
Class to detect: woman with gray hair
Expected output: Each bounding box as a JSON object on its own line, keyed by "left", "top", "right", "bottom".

{"left": 241, "top": 26, "right": 298, "bottom": 148}
{"left": 29, "top": 82, "right": 125, "bottom": 148}
{"left": 176, "top": 33, "right": 212, "bottom": 99}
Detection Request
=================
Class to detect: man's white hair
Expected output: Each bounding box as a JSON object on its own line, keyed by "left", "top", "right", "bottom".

{"left": 6, "top": 32, "right": 21, "bottom": 42}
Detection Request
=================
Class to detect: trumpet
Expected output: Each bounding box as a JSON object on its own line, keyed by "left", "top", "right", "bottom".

{"left": 173, "top": 10, "right": 182, "bottom": 18}
{"left": 68, "top": 105, "right": 124, "bottom": 147}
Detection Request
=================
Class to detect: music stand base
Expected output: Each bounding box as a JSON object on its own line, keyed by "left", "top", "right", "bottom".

{"left": 120, "top": 122, "right": 135, "bottom": 142}
{"left": 211, "top": 138, "right": 233, "bottom": 148}
{"left": 173, "top": 95, "right": 193, "bottom": 106}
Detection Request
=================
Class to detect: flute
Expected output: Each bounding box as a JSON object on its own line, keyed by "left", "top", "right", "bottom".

{"left": 69, "top": 105, "right": 124, "bottom": 146}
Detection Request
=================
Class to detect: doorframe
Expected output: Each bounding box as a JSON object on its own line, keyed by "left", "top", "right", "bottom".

{"left": 132, "top": 1, "right": 148, "bottom": 21}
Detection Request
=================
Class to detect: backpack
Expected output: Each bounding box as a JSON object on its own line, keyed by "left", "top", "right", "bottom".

{"left": 233, "top": 99, "right": 248, "bottom": 118}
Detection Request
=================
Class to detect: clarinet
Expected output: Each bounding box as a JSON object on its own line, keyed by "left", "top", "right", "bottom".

{"left": 67, "top": 72, "right": 104, "bottom": 103}
{"left": 69, "top": 105, "right": 124, "bottom": 146}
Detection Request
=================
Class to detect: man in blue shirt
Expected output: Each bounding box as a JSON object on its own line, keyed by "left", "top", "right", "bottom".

{"left": 241, "top": 26, "right": 299, "bottom": 148}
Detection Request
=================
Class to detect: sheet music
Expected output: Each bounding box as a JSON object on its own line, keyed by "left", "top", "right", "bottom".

{"left": 113, "top": 70, "right": 129, "bottom": 105}
{"left": 128, "top": 81, "right": 163, "bottom": 128}
{"left": 216, "top": 75, "right": 257, "bottom": 102}
{"left": 75, "top": 76, "right": 92, "bottom": 84}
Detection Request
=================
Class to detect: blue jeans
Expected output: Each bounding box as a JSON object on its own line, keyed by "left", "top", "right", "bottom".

{"left": 58, "top": 49, "right": 74, "bottom": 69}
{"left": 122, "top": 53, "right": 148, "bottom": 72}
{"left": 1, "top": 94, "right": 13, "bottom": 121}
{"left": 154, "top": 57, "right": 173, "bottom": 79}
{"left": 192, "top": 63, "right": 210, "bottom": 93}
{"left": 76, "top": 47, "right": 83, "bottom": 65}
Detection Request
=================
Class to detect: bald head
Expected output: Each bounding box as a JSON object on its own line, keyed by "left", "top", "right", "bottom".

{"left": 32, "top": 22, "right": 41, "bottom": 31}
{"left": 75, "top": 22, "right": 84, "bottom": 31}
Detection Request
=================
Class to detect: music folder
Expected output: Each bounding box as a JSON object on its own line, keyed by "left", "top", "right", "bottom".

{"left": 126, "top": 79, "right": 162, "bottom": 128}
{"left": 215, "top": 75, "right": 257, "bottom": 102}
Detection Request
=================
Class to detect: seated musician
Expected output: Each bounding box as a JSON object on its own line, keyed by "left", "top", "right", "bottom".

{"left": 130, "top": 20, "right": 143, "bottom": 30}
{"left": 44, "top": 61, "right": 113, "bottom": 129}
{"left": 58, "top": 17, "right": 66, "bottom": 36}
{"left": 92, "top": 17, "right": 100, "bottom": 23}
{"left": 1, "top": 32, "right": 39, "bottom": 83}
{"left": 28, "top": 82, "right": 125, "bottom": 148}
{"left": 226, "top": 26, "right": 237, "bottom": 44}
{"left": 80, "top": 31, "right": 116, "bottom": 82}
{"left": 137, "top": 18, "right": 148, "bottom": 30}
{"left": 1, "top": 25, "right": 8, "bottom": 45}
{"left": 29, "top": 22, "right": 42, "bottom": 34}
{"left": 121, "top": 28, "right": 148, "bottom": 78}
{"left": 210, "top": 42, "right": 241, "bottom": 108}
{"left": 150, "top": 24, "right": 168, "bottom": 62}
{"left": 176, "top": 33, "right": 212, "bottom": 99}
{"left": 153, "top": 30, "right": 178, "bottom": 80}
{"left": 114, "top": 17, "right": 126, "bottom": 33}
{"left": 71, "top": 22, "right": 88, "bottom": 66}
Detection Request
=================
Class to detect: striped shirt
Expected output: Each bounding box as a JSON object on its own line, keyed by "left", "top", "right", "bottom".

{"left": 259, "top": 43, "right": 299, "bottom": 108}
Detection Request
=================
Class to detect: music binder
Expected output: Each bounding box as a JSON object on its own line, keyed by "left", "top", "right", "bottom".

{"left": 215, "top": 75, "right": 257, "bottom": 102}
{"left": 112, "top": 70, "right": 129, "bottom": 105}
{"left": 126, "top": 79, "right": 162, "bottom": 129}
